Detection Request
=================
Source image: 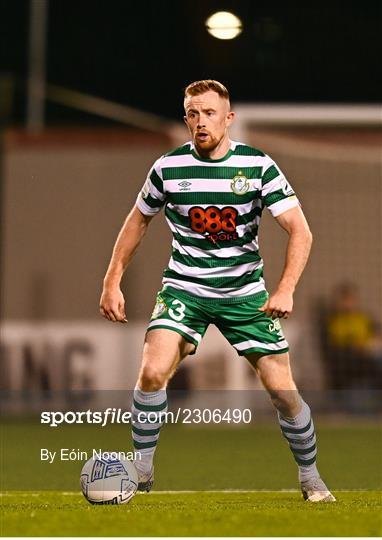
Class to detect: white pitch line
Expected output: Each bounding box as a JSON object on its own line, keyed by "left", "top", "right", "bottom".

{"left": 0, "top": 489, "right": 375, "bottom": 496}
{"left": 1, "top": 490, "right": 298, "bottom": 496}
{"left": 136, "top": 489, "right": 374, "bottom": 494}
{"left": 137, "top": 490, "right": 300, "bottom": 494}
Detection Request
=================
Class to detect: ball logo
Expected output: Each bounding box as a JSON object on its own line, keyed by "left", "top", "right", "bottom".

{"left": 231, "top": 172, "right": 249, "bottom": 195}
{"left": 105, "top": 463, "right": 126, "bottom": 477}
{"left": 91, "top": 460, "right": 105, "bottom": 481}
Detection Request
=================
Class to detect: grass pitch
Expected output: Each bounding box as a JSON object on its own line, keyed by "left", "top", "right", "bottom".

{"left": 1, "top": 421, "right": 381, "bottom": 536}
{"left": 1, "top": 490, "right": 381, "bottom": 536}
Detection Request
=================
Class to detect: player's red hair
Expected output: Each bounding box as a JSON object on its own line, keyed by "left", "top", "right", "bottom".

{"left": 184, "top": 80, "right": 230, "bottom": 101}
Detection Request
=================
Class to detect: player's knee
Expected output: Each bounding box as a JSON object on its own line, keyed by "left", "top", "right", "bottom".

{"left": 269, "top": 389, "right": 301, "bottom": 417}
{"left": 138, "top": 365, "right": 170, "bottom": 391}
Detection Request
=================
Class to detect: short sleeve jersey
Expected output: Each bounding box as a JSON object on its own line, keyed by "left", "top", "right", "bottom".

{"left": 136, "top": 140, "right": 300, "bottom": 303}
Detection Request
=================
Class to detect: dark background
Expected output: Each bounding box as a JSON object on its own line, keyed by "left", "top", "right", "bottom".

{"left": 1, "top": 0, "right": 381, "bottom": 124}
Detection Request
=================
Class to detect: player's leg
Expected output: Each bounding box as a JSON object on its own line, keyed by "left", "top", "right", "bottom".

{"left": 137, "top": 327, "right": 195, "bottom": 391}
{"left": 246, "top": 351, "right": 300, "bottom": 416}
{"left": 132, "top": 288, "right": 209, "bottom": 491}
{"left": 132, "top": 328, "right": 195, "bottom": 490}
{"left": 216, "top": 295, "right": 334, "bottom": 501}
{"left": 246, "top": 351, "right": 335, "bottom": 502}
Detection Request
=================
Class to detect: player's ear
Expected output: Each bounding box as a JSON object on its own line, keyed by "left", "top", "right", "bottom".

{"left": 226, "top": 111, "right": 235, "bottom": 126}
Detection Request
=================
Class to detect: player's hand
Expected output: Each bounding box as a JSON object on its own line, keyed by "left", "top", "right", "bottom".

{"left": 258, "top": 289, "right": 293, "bottom": 319}
{"left": 99, "top": 287, "right": 128, "bottom": 323}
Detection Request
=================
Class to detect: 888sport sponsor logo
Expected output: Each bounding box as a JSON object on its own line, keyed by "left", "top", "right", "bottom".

{"left": 188, "top": 206, "right": 238, "bottom": 243}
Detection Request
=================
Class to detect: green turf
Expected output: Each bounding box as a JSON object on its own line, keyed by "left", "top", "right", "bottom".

{"left": 1, "top": 420, "right": 381, "bottom": 535}
{"left": 1, "top": 491, "right": 381, "bottom": 536}
{"left": 1, "top": 421, "right": 381, "bottom": 491}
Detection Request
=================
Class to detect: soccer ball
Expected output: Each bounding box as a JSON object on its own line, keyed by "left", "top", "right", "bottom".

{"left": 80, "top": 453, "right": 138, "bottom": 505}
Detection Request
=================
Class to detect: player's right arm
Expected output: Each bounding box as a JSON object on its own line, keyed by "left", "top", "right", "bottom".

{"left": 99, "top": 205, "right": 153, "bottom": 322}
{"left": 100, "top": 157, "right": 166, "bottom": 323}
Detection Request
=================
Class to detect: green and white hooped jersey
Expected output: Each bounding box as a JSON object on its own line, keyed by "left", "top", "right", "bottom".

{"left": 136, "top": 140, "right": 299, "bottom": 303}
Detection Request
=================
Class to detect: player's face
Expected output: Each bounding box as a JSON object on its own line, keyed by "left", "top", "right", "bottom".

{"left": 184, "top": 91, "right": 235, "bottom": 158}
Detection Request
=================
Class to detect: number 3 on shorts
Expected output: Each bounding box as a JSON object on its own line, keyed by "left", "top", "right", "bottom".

{"left": 169, "top": 299, "right": 186, "bottom": 321}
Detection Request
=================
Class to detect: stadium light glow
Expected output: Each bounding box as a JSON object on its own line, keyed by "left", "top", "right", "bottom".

{"left": 206, "top": 11, "right": 242, "bottom": 40}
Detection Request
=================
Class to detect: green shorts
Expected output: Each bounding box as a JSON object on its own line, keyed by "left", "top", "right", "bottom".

{"left": 147, "top": 287, "right": 289, "bottom": 357}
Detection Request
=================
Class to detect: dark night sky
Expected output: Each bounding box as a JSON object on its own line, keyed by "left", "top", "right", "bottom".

{"left": 1, "top": 0, "right": 381, "bottom": 124}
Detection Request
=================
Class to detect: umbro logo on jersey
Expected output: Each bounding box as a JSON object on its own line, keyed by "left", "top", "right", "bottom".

{"left": 231, "top": 171, "right": 249, "bottom": 195}
{"left": 178, "top": 181, "right": 192, "bottom": 191}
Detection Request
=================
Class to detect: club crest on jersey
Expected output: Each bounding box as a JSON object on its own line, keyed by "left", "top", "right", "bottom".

{"left": 231, "top": 172, "right": 249, "bottom": 195}
{"left": 151, "top": 295, "right": 167, "bottom": 319}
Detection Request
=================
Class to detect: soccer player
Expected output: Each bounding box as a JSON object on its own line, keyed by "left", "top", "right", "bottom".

{"left": 100, "top": 80, "right": 335, "bottom": 502}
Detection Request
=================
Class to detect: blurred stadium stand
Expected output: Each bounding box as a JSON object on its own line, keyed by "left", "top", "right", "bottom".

{"left": 0, "top": 87, "right": 381, "bottom": 413}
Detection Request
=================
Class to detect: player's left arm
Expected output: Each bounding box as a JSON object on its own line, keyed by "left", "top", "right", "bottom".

{"left": 259, "top": 206, "right": 313, "bottom": 319}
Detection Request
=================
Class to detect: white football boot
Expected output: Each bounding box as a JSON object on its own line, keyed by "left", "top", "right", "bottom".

{"left": 300, "top": 477, "right": 336, "bottom": 502}
{"left": 135, "top": 466, "right": 154, "bottom": 492}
